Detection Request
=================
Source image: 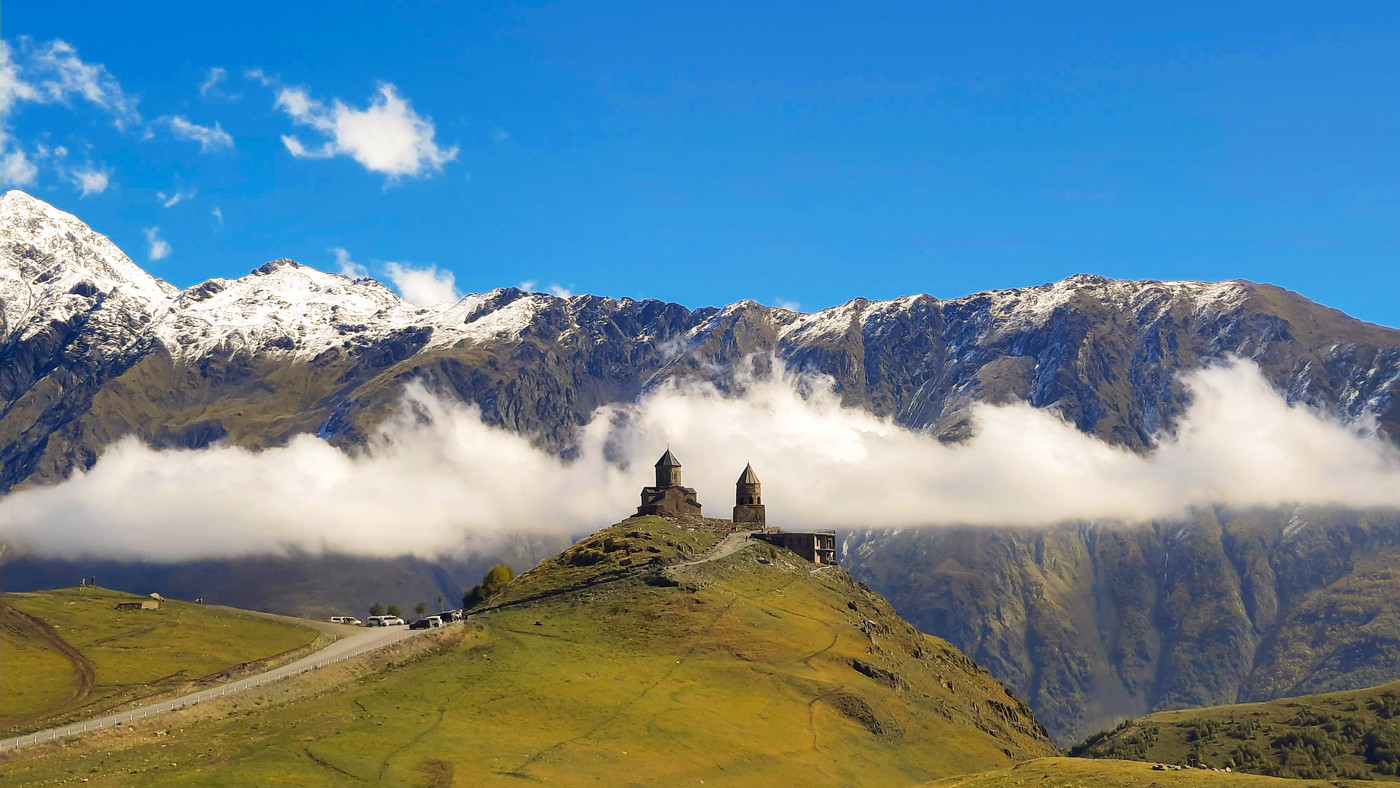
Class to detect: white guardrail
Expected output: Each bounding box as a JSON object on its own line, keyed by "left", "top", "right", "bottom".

{"left": 0, "top": 628, "right": 418, "bottom": 753}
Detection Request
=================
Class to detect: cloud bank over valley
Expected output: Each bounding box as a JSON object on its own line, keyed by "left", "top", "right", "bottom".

{"left": 2, "top": 359, "right": 1399, "bottom": 561}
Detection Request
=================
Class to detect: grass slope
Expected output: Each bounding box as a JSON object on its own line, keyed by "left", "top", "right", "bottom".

{"left": 925, "top": 757, "right": 1365, "bottom": 787}
{"left": 0, "top": 586, "right": 319, "bottom": 735}
{"left": 1, "top": 516, "right": 1056, "bottom": 787}
{"left": 1073, "top": 680, "right": 1400, "bottom": 780}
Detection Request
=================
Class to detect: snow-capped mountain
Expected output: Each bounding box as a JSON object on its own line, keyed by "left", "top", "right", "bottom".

{"left": 9, "top": 190, "right": 1400, "bottom": 748}
{"left": 5, "top": 188, "right": 1400, "bottom": 491}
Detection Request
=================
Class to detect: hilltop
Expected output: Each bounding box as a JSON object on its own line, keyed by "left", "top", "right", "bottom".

{"left": 0, "top": 586, "right": 320, "bottom": 736}
{"left": 0, "top": 516, "right": 1057, "bottom": 786}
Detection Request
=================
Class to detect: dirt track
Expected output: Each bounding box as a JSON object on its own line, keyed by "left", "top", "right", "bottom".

{"left": 0, "top": 601, "right": 97, "bottom": 727}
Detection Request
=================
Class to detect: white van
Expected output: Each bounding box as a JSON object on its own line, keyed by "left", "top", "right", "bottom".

{"left": 366, "top": 615, "right": 403, "bottom": 627}
{"left": 329, "top": 616, "right": 363, "bottom": 626}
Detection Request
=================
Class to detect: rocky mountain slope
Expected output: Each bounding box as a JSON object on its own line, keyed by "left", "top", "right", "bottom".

{"left": 845, "top": 508, "right": 1400, "bottom": 744}
{"left": 6, "top": 189, "right": 1400, "bottom": 746}
{"left": 6, "top": 188, "right": 1400, "bottom": 495}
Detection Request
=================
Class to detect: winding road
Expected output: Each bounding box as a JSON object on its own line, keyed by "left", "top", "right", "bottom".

{"left": 0, "top": 624, "right": 427, "bottom": 753}
{"left": 0, "top": 530, "right": 763, "bottom": 755}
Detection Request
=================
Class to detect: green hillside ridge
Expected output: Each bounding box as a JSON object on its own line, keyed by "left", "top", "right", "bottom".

{"left": 0, "top": 515, "right": 1057, "bottom": 787}
{"left": 0, "top": 586, "right": 321, "bottom": 736}
{"left": 925, "top": 756, "right": 1366, "bottom": 787}
{"left": 1072, "top": 679, "right": 1400, "bottom": 781}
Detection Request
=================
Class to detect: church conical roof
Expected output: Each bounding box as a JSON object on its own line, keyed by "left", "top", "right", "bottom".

{"left": 737, "top": 463, "right": 760, "bottom": 484}
{"left": 655, "top": 448, "right": 681, "bottom": 468}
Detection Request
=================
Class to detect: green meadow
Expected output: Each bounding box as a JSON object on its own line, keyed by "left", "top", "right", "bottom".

{"left": 0, "top": 586, "right": 319, "bottom": 735}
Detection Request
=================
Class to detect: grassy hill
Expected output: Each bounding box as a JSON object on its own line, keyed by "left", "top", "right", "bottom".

{"left": 0, "top": 515, "right": 1059, "bottom": 786}
{"left": 925, "top": 757, "right": 1366, "bottom": 787}
{"left": 1071, "top": 679, "right": 1400, "bottom": 780}
{"left": 0, "top": 586, "right": 321, "bottom": 736}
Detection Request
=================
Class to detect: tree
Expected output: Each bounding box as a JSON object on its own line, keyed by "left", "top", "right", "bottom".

{"left": 462, "top": 563, "right": 516, "bottom": 610}
{"left": 481, "top": 563, "right": 515, "bottom": 597}
{"left": 414, "top": 601, "right": 428, "bottom": 618}
{"left": 463, "top": 585, "right": 483, "bottom": 609}
{"left": 369, "top": 602, "right": 385, "bottom": 617}
{"left": 386, "top": 604, "right": 402, "bottom": 618}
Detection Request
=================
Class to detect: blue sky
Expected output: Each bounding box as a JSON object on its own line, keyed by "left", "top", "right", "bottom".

{"left": 3, "top": 2, "right": 1399, "bottom": 324}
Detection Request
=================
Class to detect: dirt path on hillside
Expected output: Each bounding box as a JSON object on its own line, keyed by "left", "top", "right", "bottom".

{"left": 0, "top": 601, "right": 97, "bottom": 727}
{"left": 671, "top": 530, "right": 758, "bottom": 567}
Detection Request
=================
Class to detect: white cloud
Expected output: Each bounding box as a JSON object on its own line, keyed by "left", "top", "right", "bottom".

{"left": 212, "top": 206, "right": 223, "bottom": 224}
{"left": 383, "top": 261, "right": 461, "bottom": 305}
{"left": 0, "top": 40, "right": 39, "bottom": 114}
{"left": 274, "top": 82, "right": 457, "bottom": 179}
{"left": 166, "top": 116, "right": 233, "bottom": 152}
{"left": 518, "top": 280, "right": 537, "bottom": 292}
{"left": 198, "top": 66, "right": 226, "bottom": 98}
{"left": 773, "top": 298, "right": 802, "bottom": 312}
{"left": 0, "top": 148, "right": 38, "bottom": 186}
{"left": 5, "top": 359, "right": 1400, "bottom": 562}
{"left": 330, "top": 246, "right": 369, "bottom": 278}
{"left": 157, "top": 186, "right": 196, "bottom": 208}
{"left": 143, "top": 226, "right": 170, "bottom": 261}
{"left": 244, "top": 67, "right": 272, "bottom": 87}
{"left": 19, "top": 38, "right": 141, "bottom": 130}
{"left": 70, "top": 166, "right": 110, "bottom": 197}
{"left": 547, "top": 284, "right": 574, "bottom": 298}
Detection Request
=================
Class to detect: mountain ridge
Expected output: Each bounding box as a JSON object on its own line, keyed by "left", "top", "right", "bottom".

{"left": 8, "top": 189, "right": 1400, "bottom": 755}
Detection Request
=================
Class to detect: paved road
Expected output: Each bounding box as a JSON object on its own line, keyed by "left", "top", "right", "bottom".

{"left": 0, "top": 625, "right": 425, "bottom": 753}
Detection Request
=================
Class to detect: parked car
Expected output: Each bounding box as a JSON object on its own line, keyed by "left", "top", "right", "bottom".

{"left": 328, "top": 616, "right": 363, "bottom": 626}
{"left": 366, "top": 615, "right": 405, "bottom": 627}
{"left": 409, "top": 618, "right": 431, "bottom": 630}
{"left": 440, "top": 610, "right": 463, "bottom": 622}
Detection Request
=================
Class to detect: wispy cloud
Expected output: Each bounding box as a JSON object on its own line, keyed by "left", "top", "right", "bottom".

{"left": 198, "top": 66, "right": 228, "bottom": 98}
{"left": 330, "top": 246, "right": 368, "bottom": 278}
{"left": 70, "top": 166, "right": 110, "bottom": 197}
{"left": 271, "top": 81, "right": 457, "bottom": 179}
{"left": 156, "top": 183, "right": 196, "bottom": 208}
{"left": 13, "top": 38, "right": 141, "bottom": 130}
{"left": 383, "top": 261, "right": 462, "bottom": 305}
{"left": 143, "top": 226, "right": 171, "bottom": 261}
{"left": 773, "top": 298, "right": 802, "bottom": 312}
{"left": 165, "top": 116, "right": 233, "bottom": 152}
{"left": 547, "top": 284, "right": 573, "bottom": 298}
{"left": 211, "top": 206, "right": 223, "bottom": 225}
{"left": 0, "top": 148, "right": 38, "bottom": 186}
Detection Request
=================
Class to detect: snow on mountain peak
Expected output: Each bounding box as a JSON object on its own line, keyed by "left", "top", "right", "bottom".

{"left": 1, "top": 190, "right": 1259, "bottom": 366}
{"left": 151, "top": 258, "right": 423, "bottom": 360}
{"left": 1, "top": 189, "right": 177, "bottom": 344}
